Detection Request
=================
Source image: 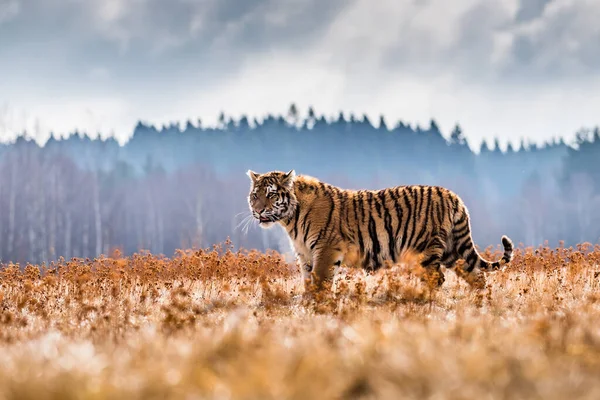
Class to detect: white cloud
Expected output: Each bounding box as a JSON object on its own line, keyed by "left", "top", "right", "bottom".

{"left": 501, "top": 0, "right": 600, "bottom": 79}
{"left": 2, "top": 0, "right": 600, "bottom": 147}
{"left": 160, "top": 48, "right": 600, "bottom": 149}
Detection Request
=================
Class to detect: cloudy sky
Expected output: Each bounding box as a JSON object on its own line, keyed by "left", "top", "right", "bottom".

{"left": 1, "top": 0, "right": 599, "bottom": 148}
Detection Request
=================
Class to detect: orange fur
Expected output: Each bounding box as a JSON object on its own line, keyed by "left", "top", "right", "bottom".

{"left": 247, "top": 170, "right": 513, "bottom": 292}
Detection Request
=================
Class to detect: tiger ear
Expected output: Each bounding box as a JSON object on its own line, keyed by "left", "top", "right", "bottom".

{"left": 246, "top": 170, "right": 260, "bottom": 183}
{"left": 281, "top": 169, "right": 296, "bottom": 188}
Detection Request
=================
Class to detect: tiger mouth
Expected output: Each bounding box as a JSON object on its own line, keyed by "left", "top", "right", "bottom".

{"left": 258, "top": 215, "right": 281, "bottom": 223}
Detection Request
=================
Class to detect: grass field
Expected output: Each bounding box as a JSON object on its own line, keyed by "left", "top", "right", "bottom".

{"left": 1, "top": 240, "right": 600, "bottom": 399}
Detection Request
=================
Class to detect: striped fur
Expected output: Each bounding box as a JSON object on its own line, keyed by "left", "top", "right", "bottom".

{"left": 247, "top": 170, "right": 513, "bottom": 290}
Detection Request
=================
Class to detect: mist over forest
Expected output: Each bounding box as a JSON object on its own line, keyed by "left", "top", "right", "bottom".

{"left": 0, "top": 104, "right": 599, "bottom": 265}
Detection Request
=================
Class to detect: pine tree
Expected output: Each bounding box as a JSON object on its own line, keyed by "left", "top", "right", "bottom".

{"left": 238, "top": 115, "right": 250, "bottom": 131}
{"left": 394, "top": 120, "right": 407, "bottom": 130}
{"left": 218, "top": 112, "right": 226, "bottom": 130}
{"left": 506, "top": 141, "right": 515, "bottom": 153}
{"left": 575, "top": 129, "right": 590, "bottom": 146}
{"left": 287, "top": 103, "right": 299, "bottom": 127}
{"left": 429, "top": 119, "right": 440, "bottom": 134}
{"left": 185, "top": 120, "right": 195, "bottom": 131}
{"left": 479, "top": 139, "right": 490, "bottom": 153}
{"left": 362, "top": 114, "right": 372, "bottom": 127}
{"left": 519, "top": 138, "right": 528, "bottom": 152}
{"left": 378, "top": 115, "right": 388, "bottom": 131}
{"left": 493, "top": 138, "right": 502, "bottom": 153}
{"left": 450, "top": 124, "right": 466, "bottom": 146}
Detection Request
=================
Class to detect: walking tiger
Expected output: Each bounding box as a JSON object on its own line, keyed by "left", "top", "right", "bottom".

{"left": 246, "top": 169, "right": 513, "bottom": 292}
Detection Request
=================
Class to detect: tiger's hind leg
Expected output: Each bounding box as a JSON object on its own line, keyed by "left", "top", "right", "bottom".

{"left": 447, "top": 237, "right": 487, "bottom": 291}
{"left": 419, "top": 232, "right": 447, "bottom": 289}
{"left": 440, "top": 250, "right": 459, "bottom": 270}
{"left": 439, "top": 247, "right": 487, "bottom": 291}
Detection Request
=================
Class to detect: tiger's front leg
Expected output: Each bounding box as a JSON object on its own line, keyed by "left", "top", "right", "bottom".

{"left": 309, "top": 248, "right": 341, "bottom": 292}
{"left": 295, "top": 253, "right": 313, "bottom": 290}
{"left": 301, "top": 261, "right": 313, "bottom": 288}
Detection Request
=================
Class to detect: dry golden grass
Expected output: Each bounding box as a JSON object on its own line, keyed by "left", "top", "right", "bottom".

{"left": 1, "top": 240, "right": 600, "bottom": 399}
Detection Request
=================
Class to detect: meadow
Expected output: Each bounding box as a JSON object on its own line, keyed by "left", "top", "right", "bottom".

{"left": 0, "top": 240, "right": 600, "bottom": 399}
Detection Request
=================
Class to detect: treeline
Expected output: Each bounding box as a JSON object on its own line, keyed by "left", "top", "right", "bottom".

{"left": 0, "top": 105, "right": 599, "bottom": 265}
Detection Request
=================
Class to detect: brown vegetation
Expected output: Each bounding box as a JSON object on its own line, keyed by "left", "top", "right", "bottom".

{"left": 0, "top": 240, "right": 600, "bottom": 399}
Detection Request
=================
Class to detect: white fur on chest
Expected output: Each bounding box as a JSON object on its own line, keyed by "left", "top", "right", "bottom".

{"left": 288, "top": 236, "right": 312, "bottom": 267}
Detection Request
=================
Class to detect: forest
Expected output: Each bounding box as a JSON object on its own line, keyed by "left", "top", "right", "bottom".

{"left": 0, "top": 104, "right": 599, "bottom": 265}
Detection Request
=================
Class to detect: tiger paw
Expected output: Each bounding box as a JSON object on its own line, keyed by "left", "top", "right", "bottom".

{"left": 421, "top": 269, "right": 445, "bottom": 289}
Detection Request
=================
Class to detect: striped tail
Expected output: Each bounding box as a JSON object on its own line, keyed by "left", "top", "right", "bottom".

{"left": 488, "top": 235, "right": 514, "bottom": 270}
{"left": 462, "top": 235, "right": 514, "bottom": 272}
{"left": 480, "top": 235, "right": 514, "bottom": 270}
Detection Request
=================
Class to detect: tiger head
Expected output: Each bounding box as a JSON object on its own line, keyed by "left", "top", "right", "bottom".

{"left": 246, "top": 169, "right": 298, "bottom": 228}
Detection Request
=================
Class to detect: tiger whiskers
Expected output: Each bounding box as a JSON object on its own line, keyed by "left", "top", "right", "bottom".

{"left": 234, "top": 213, "right": 257, "bottom": 236}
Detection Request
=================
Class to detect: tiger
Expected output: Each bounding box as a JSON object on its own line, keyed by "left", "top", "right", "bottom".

{"left": 246, "top": 169, "right": 513, "bottom": 292}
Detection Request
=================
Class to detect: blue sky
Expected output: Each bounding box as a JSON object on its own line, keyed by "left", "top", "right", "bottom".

{"left": 1, "top": 0, "right": 599, "bottom": 148}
